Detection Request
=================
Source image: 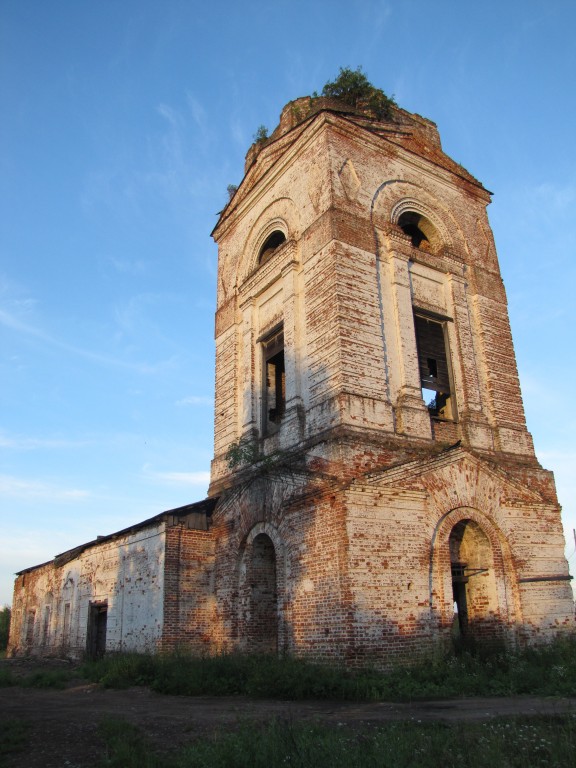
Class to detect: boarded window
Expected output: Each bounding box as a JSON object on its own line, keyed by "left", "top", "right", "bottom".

{"left": 414, "top": 314, "right": 455, "bottom": 420}
{"left": 262, "top": 328, "right": 285, "bottom": 434}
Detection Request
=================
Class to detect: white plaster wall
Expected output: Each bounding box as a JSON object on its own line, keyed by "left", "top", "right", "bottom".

{"left": 9, "top": 522, "right": 166, "bottom": 658}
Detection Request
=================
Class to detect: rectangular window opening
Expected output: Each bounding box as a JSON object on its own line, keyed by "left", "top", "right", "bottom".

{"left": 414, "top": 313, "right": 455, "bottom": 421}
{"left": 87, "top": 601, "right": 108, "bottom": 659}
{"left": 262, "top": 329, "right": 285, "bottom": 435}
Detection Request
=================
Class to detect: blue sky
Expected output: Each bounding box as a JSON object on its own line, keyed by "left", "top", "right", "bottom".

{"left": 1, "top": 0, "right": 575, "bottom": 606}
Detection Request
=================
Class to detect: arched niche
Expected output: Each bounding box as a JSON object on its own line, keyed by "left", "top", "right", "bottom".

{"left": 390, "top": 197, "right": 451, "bottom": 254}
{"left": 236, "top": 522, "right": 286, "bottom": 653}
{"left": 247, "top": 533, "right": 278, "bottom": 652}
{"left": 237, "top": 197, "right": 300, "bottom": 285}
{"left": 429, "top": 506, "right": 520, "bottom": 644}
{"left": 449, "top": 519, "right": 499, "bottom": 640}
{"left": 370, "top": 180, "right": 465, "bottom": 254}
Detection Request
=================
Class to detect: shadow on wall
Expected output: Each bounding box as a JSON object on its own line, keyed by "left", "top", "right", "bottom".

{"left": 8, "top": 528, "right": 166, "bottom": 659}
{"left": 207, "top": 291, "right": 574, "bottom": 665}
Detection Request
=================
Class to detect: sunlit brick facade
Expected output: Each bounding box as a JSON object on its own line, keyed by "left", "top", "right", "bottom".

{"left": 9, "top": 97, "right": 574, "bottom": 664}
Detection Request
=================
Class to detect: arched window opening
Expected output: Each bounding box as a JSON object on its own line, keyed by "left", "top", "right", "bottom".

{"left": 248, "top": 534, "right": 278, "bottom": 653}
{"left": 449, "top": 520, "right": 498, "bottom": 642}
{"left": 259, "top": 230, "right": 286, "bottom": 264}
{"left": 398, "top": 211, "right": 437, "bottom": 251}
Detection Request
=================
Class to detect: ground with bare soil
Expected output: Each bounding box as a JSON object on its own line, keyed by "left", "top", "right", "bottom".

{"left": 1, "top": 658, "right": 575, "bottom": 768}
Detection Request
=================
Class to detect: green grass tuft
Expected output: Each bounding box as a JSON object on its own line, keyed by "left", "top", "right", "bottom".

{"left": 81, "top": 634, "right": 576, "bottom": 702}
{"left": 97, "top": 715, "right": 576, "bottom": 768}
{"left": 0, "top": 718, "right": 30, "bottom": 760}
{"left": 20, "top": 669, "right": 71, "bottom": 689}
{"left": 0, "top": 667, "right": 14, "bottom": 687}
{"left": 98, "top": 717, "right": 166, "bottom": 768}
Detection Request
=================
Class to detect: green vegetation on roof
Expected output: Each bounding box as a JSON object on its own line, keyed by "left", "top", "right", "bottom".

{"left": 317, "top": 66, "right": 397, "bottom": 119}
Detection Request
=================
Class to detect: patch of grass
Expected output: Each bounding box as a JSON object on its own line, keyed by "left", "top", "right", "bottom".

{"left": 0, "top": 718, "right": 29, "bottom": 762}
{"left": 179, "top": 717, "right": 576, "bottom": 768}
{"left": 97, "top": 716, "right": 576, "bottom": 768}
{"left": 0, "top": 667, "right": 14, "bottom": 687}
{"left": 81, "top": 635, "right": 576, "bottom": 701}
{"left": 82, "top": 651, "right": 374, "bottom": 698}
{"left": 98, "top": 718, "right": 167, "bottom": 768}
{"left": 82, "top": 652, "right": 159, "bottom": 690}
{"left": 19, "top": 669, "right": 71, "bottom": 689}
{"left": 152, "top": 653, "right": 362, "bottom": 699}
{"left": 0, "top": 666, "right": 72, "bottom": 689}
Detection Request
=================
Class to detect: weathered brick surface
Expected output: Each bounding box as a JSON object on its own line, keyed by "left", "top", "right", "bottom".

{"left": 208, "top": 98, "right": 574, "bottom": 664}
{"left": 10, "top": 97, "right": 574, "bottom": 666}
{"left": 161, "top": 526, "right": 215, "bottom": 653}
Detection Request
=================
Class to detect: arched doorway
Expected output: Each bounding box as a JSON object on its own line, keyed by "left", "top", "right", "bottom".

{"left": 247, "top": 533, "right": 278, "bottom": 653}
{"left": 449, "top": 519, "right": 499, "bottom": 641}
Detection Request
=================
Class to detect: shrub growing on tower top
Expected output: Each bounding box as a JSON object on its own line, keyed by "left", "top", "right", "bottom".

{"left": 320, "top": 66, "right": 396, "bottom": 120}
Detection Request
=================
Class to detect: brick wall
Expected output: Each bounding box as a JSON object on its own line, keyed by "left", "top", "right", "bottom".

{"left": 207, "top": 100, "right": 574, "bottom": 666}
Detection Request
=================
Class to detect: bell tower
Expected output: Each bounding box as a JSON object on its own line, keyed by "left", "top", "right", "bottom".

{"left": 210, "top": 95, "right": 535, "bottom": 492}
{"left": 208, "top": 92, "right": 573, "bottom": 662}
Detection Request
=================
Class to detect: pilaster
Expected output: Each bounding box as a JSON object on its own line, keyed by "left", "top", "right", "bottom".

{"left": 445, "top": 273, "right": 494, "bottom": 450}
{"left": 239, "top": 298, "right": 256, "bottom": 439}
{"left": 380, "top": 227, "right": 431, "bottom": 438}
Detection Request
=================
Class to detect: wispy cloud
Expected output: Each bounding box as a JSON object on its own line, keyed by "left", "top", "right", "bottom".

{"left": 176, "top": 395, "right": 214, "bottom": 407}
{"left": 141, "top": 465, "right": 210, "bottom": 487}
{"left": 185, "top": 92, "right": 208, "bottom": 133}
{"left": 108, "top": 255, "right": 148, "bottom": 275}
{"left": 0, "top": 303, "right": 170, "bottom": 375}
{"left": 0, "top": 432, "right": 90, "bottom": 451}
{"left": 530, "top": 182, "right": 576, "bottom": 211}
{"left": 0, "top": 474, "right": 90, "bottom": 501}
{"left": 0, "top": 306, "right": 44, "bottom": 337}
{"left": 230, "top": 116, "right": 248, "bottom": 153}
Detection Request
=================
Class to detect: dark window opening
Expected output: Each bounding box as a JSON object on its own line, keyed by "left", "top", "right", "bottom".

{"left": 262, "top": 329, "right": 285, "bottom": 434}
{"left": 427, "top": 357, "right": 437, "bottom": 378}
{"left": 451, "top": 563, "right": 469, "bottom": 639}
{"left": 449, "top": 520, "right": 498, "bottom": 644}
{"left": 414, "top": 314, "right": 455, "bottom": 420}
{"left": 86, "top": 601, "right": 108, "bottom": 659}
{"left": 398, "top": 211, "right": 436, "bottom": 251}
{"left": 259, "top": 230, "right": 286, "bottom": 264}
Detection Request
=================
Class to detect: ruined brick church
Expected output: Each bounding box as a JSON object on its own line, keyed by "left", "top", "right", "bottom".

{"left": 8, "top": 94, "right": 574, "bottom": 664}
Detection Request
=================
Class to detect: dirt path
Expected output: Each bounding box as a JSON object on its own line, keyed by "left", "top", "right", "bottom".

{"left": 1, "top": 661, "right": 575, "bottom": 768}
